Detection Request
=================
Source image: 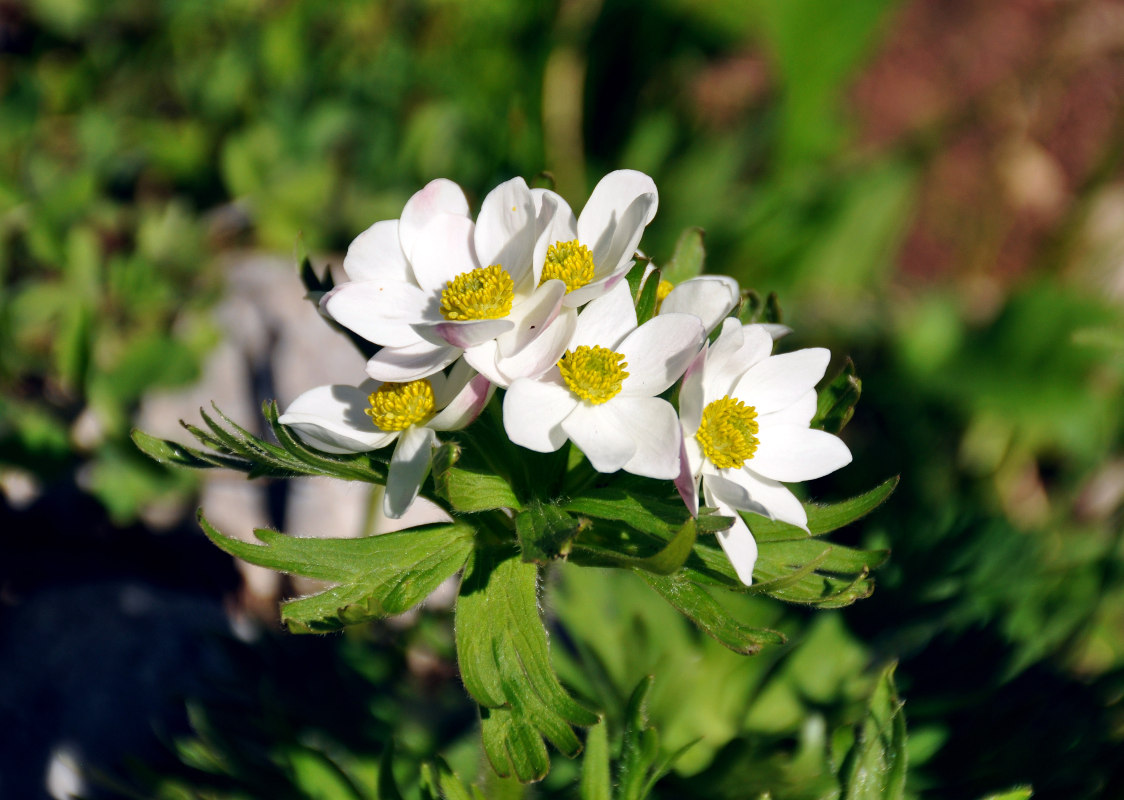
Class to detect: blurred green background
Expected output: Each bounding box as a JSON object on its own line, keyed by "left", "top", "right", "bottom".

{"left": 3, "top": 0, "right": 1124, "bottom": 798}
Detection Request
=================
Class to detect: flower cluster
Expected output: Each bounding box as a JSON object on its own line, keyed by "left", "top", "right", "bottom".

{"left": 280, "top": 171, "right": 851, "bottom": 584}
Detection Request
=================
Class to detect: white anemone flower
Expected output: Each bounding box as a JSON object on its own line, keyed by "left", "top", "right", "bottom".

{"left": 324, "top": 177, "right": 573, "bottom": 386}
{"left": 503, "top": 281, "right": 705, "bottom": 479}
{"left": 533, "top": 170, "right": 659, "bottom": 308}
{"left": 677, "top": 318, "right": 852, "bottom": 585}
{"left": 278, "top": 361, "right": 492, "bottom": 519}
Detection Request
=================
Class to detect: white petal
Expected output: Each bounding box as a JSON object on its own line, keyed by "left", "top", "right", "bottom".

{"left": 498, "top": 279, "right": 565, "bottom": 358}
{"left": 592, "top": 194, "right": 658, "bottom": 281}
{"left": 733, "top": 349, "right": 830, "bottom": 415}
{"left": 660, "top": 275, "right": 739, "bottom": 334}
{"left": 617, "top": 313, "right": 705, "bottom": 397}
{"left": 674, "top": 437, "right": 700, "bottom": 517}
{"left": 570, "top": 280, "right": 637, "bottom": 350}
{"left": 429, "top": 373, "right": 493, "bottom": 431}
{"left": 503, "top": 374, "right": 577, "bottom": 452}
{"left": 430, "top": 318, "right": 513, "bottom": 348}
{"left": 384, "top": 425, "right": 437, "bottom": 519}
{"left": 704, "top": 483, "right": 758, "bottom": 586}
{"left": 343, "top": 220, "right": 411, "bottom": 283}
{"left": 493, "top": 306, "right": 577, "bottom": 384}
{"left": 461, "top": 340, "right": 506, "bottom": 386}
{"left": 560, "top": 269, "right": 628, "bottom": 308}
{"left": 703, "top": 320, "right": 773, "bottom": 400}
{"left": 372, "top": 487, "right": 453, "bottom": 533}
{"left": 399, "top": 179, "right": 470, "bottom": 263}
{"left": 610, "top": 396, "right": 682, "bottom": 480}
{"left": 561, "top": 402, "right": 637, "bottom": 474}
{"left": 708, "top": 468, "right": 808, "bottom": 529}
{"left": 678, "top": 344, "right": 707, "bottom": 434}
{"left": 750, "top": 425, "right": 852, "bottom": 482}
{"left": 577, "top": 170, "right": 658, "bottom": 269}
{"left": 409, "top": 213, "right": 480, "bottom": 296}
{"left": 475, "top": 176, "right": 537, "bottom": 290}
{"left": 322, "top": 280, "right": 430, "bottom": 348}
{"left": 758, "top": 389, "right": 817, "bottom": 428}
{"left": 532, "top": 189, "right": 577, "bottom": 285}
{"left": 278, "top": 383, "right": 398, "bottom": 453}
{"left": 365, "top": 341, "right": 460, "bottom": 382}
{"left": 761, "top": 323, "right": 793, "bottom": 340}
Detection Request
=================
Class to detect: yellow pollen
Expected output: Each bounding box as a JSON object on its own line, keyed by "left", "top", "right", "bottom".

{"left": 541, "top": 239, "right": 595, "bottom": 293}
{"left": 696, "top": 396, "right": 759, "bottom": 469}
{"left": 440, "top": 264, "right": 514, "bottom": 321}
{"left": 655, "top": 279, "right": 674, "bottom": 313}
{"left": 558, "top": 345, "right": 629, "bottom": 405}
{"left": 365, "top": 379, "right": 436, "bottom": 431}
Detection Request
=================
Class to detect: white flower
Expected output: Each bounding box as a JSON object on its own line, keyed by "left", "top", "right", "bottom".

{"left": 278, "top": 361, "right": 492, "bottom": 519}
{"left": 533, "top": 170, "right": 659, "bottom": 308}
{"left": 677, "top": 318, "right": 852, "bottom": 585}
{"left": 503, "top": 281, "right": 705, "bottom": 479}
{"left": 324, "top": 177, "right": 573, "bottom": 386}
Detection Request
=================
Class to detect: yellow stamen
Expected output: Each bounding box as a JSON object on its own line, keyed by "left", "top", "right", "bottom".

{"left": 655, "top": 279, "right": 674, "bottom": 313}
{"left": 440, "top": 264, "right": 514, "bottom": 321}
{"left": 541, "top": 239, "right": 595, "bottom": 293}
{"left": 558, "top": 345, "right": 629, "bottom": 405}
{"left": 696, "top": 396, "right": 759, "bottom": 469}
{"left": 366, "top": 379, "right": 436, "bottom": 431}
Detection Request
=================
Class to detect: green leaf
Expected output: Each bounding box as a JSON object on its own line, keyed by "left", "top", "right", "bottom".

{"left": 634, "top": 267, "right": 661, "bottom": 326}
{"left": 420, "top": 758, "right": 485, "bottom": 800}
{"left": 197, "top": 511, "right": 474, "bottom": 633}
{"left": 813, "top": 358, "right": 862, "bottom": 434}
{"left": 840, "top": 663, "right": 907, "bottom": 800}
{"left": 977, "top": 789, "right": 1034, "bottom": 800}
{"left": 516, "top": 503, "right": 582, "bottom": 564}
{"left": 456, "top": 547, "right": 598, "bottom": 782}
{"left": 579, "top": 720, "right": 611, "bottom": 800}
{"left": 377, "top": 742, "right": 406, "bottom": 800}
{"left": 432, "top": 441, "right": 522, "bottom": 513}
{"left": 569, "top": 515, "right": 701, "bottom": 576}
{"left": 750, "top": 477, "right": 898, "bottom": 543}
{"left": 663, "top": 227, "right": 706, "bottom": 284}
{"left": 562, "top": 488, "right": 689, "bottom": 537}
{"left": 640, "top": 571, "right": 785, "bottom": 654}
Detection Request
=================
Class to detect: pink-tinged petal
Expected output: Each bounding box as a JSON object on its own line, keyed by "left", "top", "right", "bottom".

{"left": 593, "top": 194, "right": 658, "bottom": 280}
{"left": 702, "top": 320, "right": 773, "bottom": 400}
{"left": 372, "top": 488, "right": 453, "bottom": 533}
{"left": 323, "top": 280, "right": 430, "bottom": 348}
{"left": 758, "top": 389, "right": 817, "bottom": 429}
{"left": 609, "top": 395, "right": 682, "bottom": 480}
{"left": 493, "top": 305, "right": 577, "bottom": 383}
{"left": 617, "top": 313, "right": 705, "bottom": 397}
{"left": 660, "top": 275, "right": 739, "bottom": 335}
{"left": 409, "top": 213, "right": 481, "bottom": 296}
{"left": 561, "top": 402, "right": 637, "bottom": 474}
{"left": 577, "top": 170, "right": 658, "bottom": 268}
{"left": 430, "top": 374, "right": 494, "bottom": 431}
{"left": 503, "top": 374, "right": 577, "bottom": 452}
{"left": 750, "top": 425, "right": 852, "bottom": 483}
{"left": 399, "top": 179, "right": 470, "bottom": 263}
{"left": 475, "top": 176, "right": 537, "bottom": 290}
{"left": 384, "top": 425, "right": 437, "bottom": 519}
{"left": 559, "top": 273, "right": 616, "bottom": 308}
{"left": 708, "top": 468, "right": 808, "bottom": 530}
{"left": 532, "top": 189, "right": 577, "bottom": 285}
{"left": 342, "top": 220, "right": 411, "bottom": 283}
{"left": 498, "top": 279, "right": 565, "bottom": 358}
{"left": 704, "top": 483, "right": 758, "bottom": 586}
{"left": 733, "top": 349, "right": 830, "bottom": 415}
{"left": 570, "top": 280, "right": 637, "bottom": 350}
{"left": 365, "top": 341, "right": 460, "bottom": 383}
{"left": 683, "top": 435, "right": 704, "bottom": 479}
{"left": 679, "top": 343, "right": 707, "bottom": 434}
{"left": 279, "top": 383, "right": 398, "bottom": 454}
{"left": 431, "top": 318, "right": 514, "bottom": 348}
{"left": 675, "top": 436, "right": 700, "bottom": 517}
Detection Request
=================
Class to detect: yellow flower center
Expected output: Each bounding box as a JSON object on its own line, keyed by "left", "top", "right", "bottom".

{"left": 540, "top": 239, "right": 595, "bottom": 293}
{"left": 655, "top": 279, "right": 674, "bottom": 313}
{"left": 696, "top": 396, "right": 759, "bottom": 469}
{"left": 365, "top": 379, "right": 436, "bottom": 431}
{"left": 440, "top": 264, "right": 514, "bottom": 321}
{"left": 558, "top": 345, "right": 629, "bottom": 405}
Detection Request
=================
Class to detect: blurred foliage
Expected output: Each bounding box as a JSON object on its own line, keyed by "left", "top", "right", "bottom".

{"left": 4, "top": 0, "right": 1124, "bottom": 797}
